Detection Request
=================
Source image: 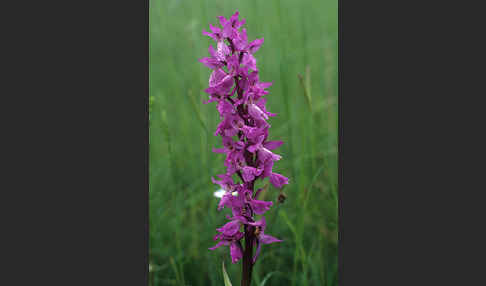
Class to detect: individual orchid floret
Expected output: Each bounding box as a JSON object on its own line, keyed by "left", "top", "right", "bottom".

{"left": 217, "top": 219, "right": 242, "bottom": 237}
{"left": 247, "top": 38, "right": 264, "bottom": 54}
{"left": 211, "top": 174, "right": 235, "bottom": 192}
{"left": 233, "top": 28, "right": 248, "bottom": 51}
{"left": 261, "top": 159, "right": 290, "bottom": 189}
{"left": 247, "top": 134, "right": 282, "bottom": 163}
{"left": 228, "top": 11, "right": 246, "bottom": 29}
{"left": 209, "top": 69, "right": 234, "bottom": 95}
{"left": 202, "top": 23, "right": 224, "bottom": 42}
{"left": 215, "top": 42, "right": 231, "bottom": 61}
{"left": 198, "top": 43, "right": 231, "bottom": 70}
{"left": 214, "top": 115, "right": 242, "bottom": 137}
{"left": 248, "top": 217, "right": 282, "bottom": 263}
{"left": 216, "top": 100, "right": 235, "bottom": 118}
{"left": 241, "top": 166, "right": 263, "bottom": 182}
{"left": 248, "top": 197, "right": 273, "bottom": 215}
{"left": 248, "top": 103, "right": 268, "bottom": 121}
{"left": 199, "top": 56, "right": 223, "bottom": 70}
{"left": 269, "top": 172, "right": 289, "bottom": 188}
{"left": 209, "top": 229, "right": 244, "bottom": 264}
{"left": 213, "top": 136, "right": 244, "bottom": 154}
{"left": 217, "top": 11, "right": 245, "bottom": 41}
{"left": 241, "top": 53, "right": 257, "bottom": 71}
{"left": 247, "top": 71, "right": 272, "bottom": 100}
{"left": 225, "top": 151, "right": 247, "bottom": 176}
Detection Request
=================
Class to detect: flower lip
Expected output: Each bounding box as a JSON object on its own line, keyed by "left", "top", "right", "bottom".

{"left": 209, "top": 69, "right": 230, "bottom": 87}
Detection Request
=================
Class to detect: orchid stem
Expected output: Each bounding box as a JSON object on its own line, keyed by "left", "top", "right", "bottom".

{"left": 241, "top": 225, "right": 254, "bottom": 286}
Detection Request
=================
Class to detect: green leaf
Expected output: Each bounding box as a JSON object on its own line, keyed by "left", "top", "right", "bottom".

{"left": 260, "top": 271, "right": 277, "bottom": 286}
{"left": 222, "top": 261, "right": 233, "bottom": 286}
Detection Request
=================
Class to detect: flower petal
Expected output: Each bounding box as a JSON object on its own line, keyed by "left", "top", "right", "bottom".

{"left": 216, "top": 41, "right": 230, "bottom": 61}
{"left": 212, "top": 148, "right": 226, "bottom": 153}
{"left": 247, "top": 38, "right": 264, "bottom": 54}
{"left": 209, "top": 240, "right": 229, "bottom": 250}
{"left": 263, "top": 140, "right": 283, "bottom": 150}
{"left": 241, "top": 166, "right": 257, "bottom": 182}
{"left": 259, "top": 233, "right": 282, "bottom": 244}
{"left": 269, "top": 172, "right": 289, "bottom": 188}
{"left": 209, "top": 69, "right": 228, "bottom": 87}
{"left": 230, "top": 241, "right": 243, "bottom": 263}
{"left": 250, "top": 199, "right": 273, "bottom": 215}
{"left": 199, "top": 57, "right": 222, "bottom": 69}
{"left": 242, "top": 53, "right": 257, "bottom": 71}
{"left": 217, "top": 220, "right": 241, "bottom": 237}
{"left": 209, "top": 23, "right": 221, "bottom": 33}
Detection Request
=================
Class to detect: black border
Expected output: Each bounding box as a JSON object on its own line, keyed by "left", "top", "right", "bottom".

{"left": 10, "top": 0, "right": 150, "bottom": 284}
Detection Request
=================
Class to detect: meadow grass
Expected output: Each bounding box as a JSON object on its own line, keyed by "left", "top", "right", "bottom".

{"left": 149, "top": 0, "right": 338, "bottom": 285}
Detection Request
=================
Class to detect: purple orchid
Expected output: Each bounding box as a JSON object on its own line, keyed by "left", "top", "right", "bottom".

{"left": 200, "top": 11, "right": 289, "bottom": 285}
{"left": 248, "top": 217, "right": 282, "bottom": 264}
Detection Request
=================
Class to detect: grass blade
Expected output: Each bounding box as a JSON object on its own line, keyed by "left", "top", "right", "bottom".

{"left": 222, "top": 261, "right": 233, "bottom": 286}
{"left": 185, "top": 89, "right": 208, "bottom": 133}
{"left": 260, "top": 271, "right": 278, "bottom": 286}
{"left": 297, "top": 72, "right": 312, "bottom": 112}
{"left": 303, "top": 163, "right": 325, "bottom": 209}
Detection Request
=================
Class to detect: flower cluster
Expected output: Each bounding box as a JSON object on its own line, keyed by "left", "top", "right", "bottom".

{"left": 200, "top": 11, "right": 289, "bottom": 264}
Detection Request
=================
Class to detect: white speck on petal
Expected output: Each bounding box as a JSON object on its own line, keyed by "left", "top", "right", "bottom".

{"left": 214, "top": 189, "right": 238, "bottom": 198}
{"left": 214, "top": 189, "right": 225, "bottom": 198}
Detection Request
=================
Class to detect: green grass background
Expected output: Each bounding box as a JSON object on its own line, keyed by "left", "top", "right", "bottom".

{"left": 149, "top": 0, "right": 338, "bottom": 285}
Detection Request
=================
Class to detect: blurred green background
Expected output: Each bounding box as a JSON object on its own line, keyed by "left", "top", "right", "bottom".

{"left": 149, "top": 0, "right": 338, "bottom": 285}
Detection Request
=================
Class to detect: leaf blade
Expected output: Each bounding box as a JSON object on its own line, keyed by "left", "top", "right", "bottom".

{"left": 222, "top": 261, "right": 233, "bottom": 286}
{"left": 260, "top": 271, "right": 278, "bottom": 286}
